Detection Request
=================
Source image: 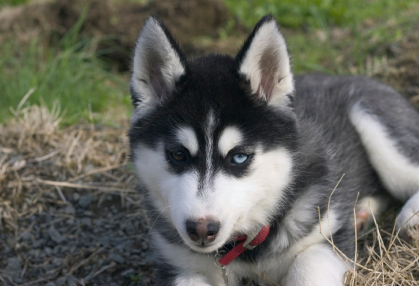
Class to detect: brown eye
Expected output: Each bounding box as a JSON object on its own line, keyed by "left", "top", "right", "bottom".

{"left": 171, "top": 150, "right": 185, "bottom": 161}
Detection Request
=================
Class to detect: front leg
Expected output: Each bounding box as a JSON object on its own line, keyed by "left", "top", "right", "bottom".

{"left": 284, "top": 243, "right": 347, "bottom": 286}
{"left": 396, "top": 191, "right": 419, "bottom": 240}
{"left": 155, "top": 265, "right": 213, "bottom": 286}
{"left": 173, "top": 273, "right": 213, "bottom": 286}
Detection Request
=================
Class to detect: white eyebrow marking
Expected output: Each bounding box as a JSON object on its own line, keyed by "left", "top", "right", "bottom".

{"left": 205, "top": 111, "right": 215, "bottom": 170}
{"left": 176, "top": 127, "right": 198, "bottom": 156}
{"left": 218, "top": 127, "right": 243, "bottom": 157}
{"left": 198, "top": 110, "right": 216, "bottom": 194}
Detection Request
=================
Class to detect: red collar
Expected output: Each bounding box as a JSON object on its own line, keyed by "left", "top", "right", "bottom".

{"left": 216, "top": 225, "right": 270, "bottom": 267}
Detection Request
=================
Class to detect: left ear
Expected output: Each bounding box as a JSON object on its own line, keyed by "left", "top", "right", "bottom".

{"left": 236, "top": 16, "right": 294, "bottom": 106}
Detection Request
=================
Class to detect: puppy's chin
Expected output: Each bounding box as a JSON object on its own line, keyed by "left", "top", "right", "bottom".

{"left": 182, "top": 232, "right": 234, "bottom": 253}
{"left": 185, "top": 240, "right": 226, "bottom": 253}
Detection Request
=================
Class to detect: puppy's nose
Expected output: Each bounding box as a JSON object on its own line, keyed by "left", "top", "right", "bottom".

{"left": 186, "top": 218, "right": 220, "bottom": 243}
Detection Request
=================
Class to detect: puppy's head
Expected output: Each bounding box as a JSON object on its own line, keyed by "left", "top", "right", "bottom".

{"left": 129, "top": 16, "right": 297, "bottom": 253}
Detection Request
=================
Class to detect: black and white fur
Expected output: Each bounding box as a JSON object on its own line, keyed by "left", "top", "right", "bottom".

{"left": 129, "top": 16, "right": 419, "bottom": 286}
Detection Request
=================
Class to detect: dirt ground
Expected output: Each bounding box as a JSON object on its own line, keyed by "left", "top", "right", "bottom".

{"left": 0, "top": 0, "right": 230, "bottom": 71}
{"left": 373, "top": 25, "right": 419, "bottom": 108}
{"left": 1, "top": 1, "right": 419, "bottom": 285}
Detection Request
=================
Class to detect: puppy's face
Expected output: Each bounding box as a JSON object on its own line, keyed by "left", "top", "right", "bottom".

{"left": 131, "top": 101, "right": 295, "bottom": 252}
{"left": 129, "top": 16, "right": 296, "bottom": 253}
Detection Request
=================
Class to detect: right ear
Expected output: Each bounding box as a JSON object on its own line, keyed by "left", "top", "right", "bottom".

{"left": 131, "top": 16, "right": 187, "bottom": 115}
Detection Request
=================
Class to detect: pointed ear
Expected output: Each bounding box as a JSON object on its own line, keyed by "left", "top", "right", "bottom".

{"left": 131, "top": 16, "right": 187, "bottom": 111}
{"left": 236, "top": 16, "right": 294, "bottom": 106}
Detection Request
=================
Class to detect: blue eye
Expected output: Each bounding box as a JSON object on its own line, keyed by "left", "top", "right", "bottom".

{"left": 232, "top": 154, "right": 249, "bottom": 164}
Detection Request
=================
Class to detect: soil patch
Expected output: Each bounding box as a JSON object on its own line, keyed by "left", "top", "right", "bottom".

{"left": 0, "top": 0, "right": 229, "bottom": 71}
{"left": 373, "top": 24, "right": 419, "bottom": 108}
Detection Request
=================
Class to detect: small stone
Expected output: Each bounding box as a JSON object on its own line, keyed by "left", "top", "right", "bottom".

{"left": 33, "top": 238, "right": 46, "bottom": 248}
{"left": 84, "top": 265, "right": 92, "bottom": 272}
{"left": 22, "top": 232, "right": 32, "bottom": 242}
{"left": 121, "top": 268, "right": 135, "bottom": 277}
{"left": 53, "top": 245, "right": 61, "bottom": 254}
{"left": 45, "top": 282, "right": 57, "bottom": 286}
{"left": 73, "top": 192, "right": 80, "bottom": 202}
{"left": 52, "top": 257, "right": 63, "bottom": 266}
{"left": 8, "top": 155, "right": 23, "bottom": 165}
{"left": 67, "top": 275, "right": 77, "bottom": 286}
{"left": 55, "top": 277, "right": 66, "bottom": 286}
{"left": 111, "top": 237, "right": 124, "bottom": 246}
{"left": 142, "top": 254, "right": 155, "bottom": 265}
{"left": 131, "top": 248, "right": 141, "bottom": 254}
{"left": 80, "top": 217, "right": 92, "bottom": 226}
{"left": 47, "top": 226, "right": 65, "bottom": 244}
{"left": 62, "top": 205, "right": 75, "bottom": 215}
{"left": 3, "top": 257, "right": 21, "bottom": 276}
{"left": 113, "top": 212, "right": 125, "bottom": 220}
{"left": 109, "top": 253, "right": 125, "bottom": 264}
{"left": 116, "top": 240, "right": 133, "bottom": 253}
{"left": 13, "top": 277, "right": 23, "bottom": 283}
{"left": 45, "top": 246, "right": 53, "bottom": 255}
{"left": 98, "top": 236, "right": 110, "bottom": 247}
{"left": 129, "top": 255, "right": 141, "bottom": 261}
{"left": 84, "top": 164, "right": 94, "bottom": 173}
{"left": 45, "top": 263, "right": 56, "bottom": 271}
{"left": 78, "top": 194, "right": 93, "bottom": 208}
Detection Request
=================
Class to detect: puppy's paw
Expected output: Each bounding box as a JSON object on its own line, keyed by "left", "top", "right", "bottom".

{"left": 396, "top": 192, "right": 419, "bottom": 241}
{"left": 355, "top": 195, "right": 389, "bottom": 233}
{"left": 285, "top": 244, "right": 346, "bottom": 286}
{"left": 174, "top": 276, "right": 212, "bottom": 286}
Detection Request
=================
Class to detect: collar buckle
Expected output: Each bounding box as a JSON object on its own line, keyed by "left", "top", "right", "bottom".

{"left": 242, "top": 232, "right": 259, "bottom": 250}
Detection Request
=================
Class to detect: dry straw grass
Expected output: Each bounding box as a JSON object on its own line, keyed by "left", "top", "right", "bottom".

{"left": 343, "top": 226, "right": 419, "bottom": 285}
{"left": 322, "top": 179, "right": 419, "bottom": 286}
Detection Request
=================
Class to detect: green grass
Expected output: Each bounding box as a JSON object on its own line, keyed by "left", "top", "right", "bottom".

{"left": 223, "top": 0, "right": 419, "bottom": 75}
{"left": 225, "top": 0, "right": 419, "bottom": 30}
{"left": 0, "top": 0, "right": 29, "bottom": 8}
{"left": 2, "top": 0, "right": 418, "bottom": 125}
{"left": 0, "top": 15, "right": 131, "bottom": 125}
{"left": 222, "top": 0, "right": 419, "bottom": 75}
{"left": 289, "top": 5, "right": 419, "bottom": 75}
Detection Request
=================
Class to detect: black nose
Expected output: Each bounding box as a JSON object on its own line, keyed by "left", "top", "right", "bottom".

{"left": 186, "top": 218, "right": 220, "bottom": 244}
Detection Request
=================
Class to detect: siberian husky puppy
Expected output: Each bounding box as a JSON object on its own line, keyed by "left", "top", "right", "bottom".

{"left": 128, "top": 15, "right": 419, "bottom": 286}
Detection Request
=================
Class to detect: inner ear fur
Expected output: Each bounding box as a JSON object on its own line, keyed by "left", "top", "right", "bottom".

{"left": 131, "top": 16, "right": 187, "bottom": 110}
{"left": 236, "top": 15, "right": 294, "bottom": 106}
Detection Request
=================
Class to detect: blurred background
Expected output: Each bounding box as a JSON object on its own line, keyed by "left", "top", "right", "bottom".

{"left": 0, "top": 1, "right": 419, "bottom": 285}
{"left": 1, "top": 0, "right": 418, "bottom": 126}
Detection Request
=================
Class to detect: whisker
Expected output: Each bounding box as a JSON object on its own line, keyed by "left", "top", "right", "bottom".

{"left": 147, "top": 205, "right": 172, "bottom": 241}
